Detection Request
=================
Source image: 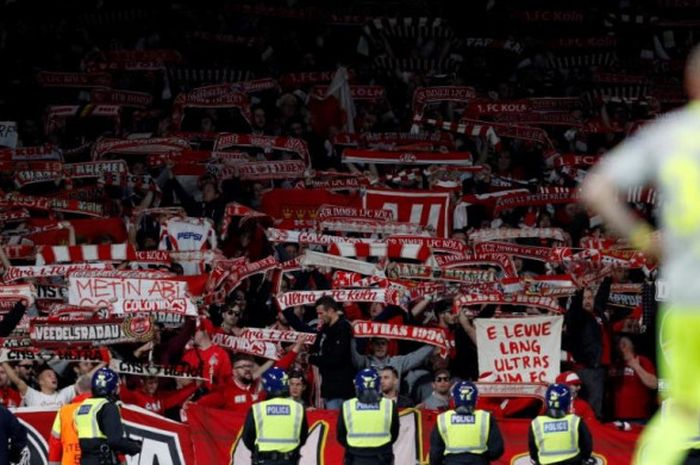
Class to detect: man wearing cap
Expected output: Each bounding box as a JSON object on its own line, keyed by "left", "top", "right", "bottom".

{"left": 337, "top": 368, "right": 399, "bottom": 465}
{"left": 556, "top": 372, "right": 596, "bottom": 422}
{"left": 430, "top": 381, "right": 504, "bottom": 465}
{"left": 242, "top": 367, "right": 308, "bottom": 465}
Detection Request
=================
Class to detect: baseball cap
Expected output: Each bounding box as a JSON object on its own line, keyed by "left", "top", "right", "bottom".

{"left": 555, "top": 371, "right": 581, "bottom": 386}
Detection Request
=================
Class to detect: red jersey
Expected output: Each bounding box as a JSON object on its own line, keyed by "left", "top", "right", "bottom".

{"left": 183, "top": 345, "right": 233, "bottom": 389}
{"left": 120, "top": 383, "right": 197, "bottom": 415}
{"left": 611, "top": 356, "right": 657, "bottom": 420}
{"left": 572, "top": 398, "right": 596, "bottom": 422}
{"left": 0, "top": 386, "right": 21, "bottom": 408}
{"left": 196, "top": 379, "right": 265, "bottom": 414}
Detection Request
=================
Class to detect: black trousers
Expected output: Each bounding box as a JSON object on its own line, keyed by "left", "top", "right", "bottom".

{"left": 345, "top": 453, "right": 393, "bottom": 465}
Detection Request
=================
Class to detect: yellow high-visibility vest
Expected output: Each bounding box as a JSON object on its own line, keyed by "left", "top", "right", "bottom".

{"left": 342, "top": 397, "right": 392, "bottom": 448}
{"left": 252, "top": 397, "right": 304, "bottom": 453}
{"left": 73, "top": 398, "right": 109, "bottom": 440}
{"left": 436, "top": 409, "right": 490, "bottom": 455}
{"left": 531, "top": 414, "right": 581, "bottom": 465}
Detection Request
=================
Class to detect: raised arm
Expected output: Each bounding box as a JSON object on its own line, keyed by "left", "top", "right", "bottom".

{"left": 1, "top": 362, "right": 27, "bottom": 395}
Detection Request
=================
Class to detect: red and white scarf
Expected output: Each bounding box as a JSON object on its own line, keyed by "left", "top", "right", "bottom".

{"left": 328, "top": 242, "right": 431, "bottom": 262}
{"left": 213, "top": 134, "right": 310, "bottom": 167}
{"left": 211, "top": 333, "right": 279, "bottom": 360}
{"left": 2, "top": 263, "right": 111, "bottom": 283}
{"left": 453, "top": 293, "right": 563, "bottom": 314}
{"left": 342, "top": 148, "right": 472, "bottom": 166}
{"left": 352, "top": 319, "right": 451, "bottom": 354}
{"left": 0, "top": 145, "right": 62, "bottom": 162}
{"left": 276, "top": 288, "right": 405, "bottom": 310}
{"left": 469, "top": 228, "right": 566, "bottom": 244}
{"left": 37, "top": 244, "right": 137, "bottom": 265}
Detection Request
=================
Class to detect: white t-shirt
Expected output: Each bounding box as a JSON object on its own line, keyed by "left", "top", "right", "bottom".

{"left": 22, "top": 385, "right": 75, "bottom": 408}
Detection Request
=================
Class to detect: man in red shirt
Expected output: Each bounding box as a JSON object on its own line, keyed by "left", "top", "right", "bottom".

{"left": 182, "top": 319, "right": 232, "bottom": 390}
{"left": 194, "top": 354, "right": 264, "bottom": 414}
{"left": 0, "top": 364, "right": 21, "bottom": 408}
{"left": 611, "top": 336, "right": 658, "bottom": 421}
{"left": 556, "top": 371, "right": 596, "bottom": 422}
{"left": 120, "top": 376, "right": 198, "bottom": 416}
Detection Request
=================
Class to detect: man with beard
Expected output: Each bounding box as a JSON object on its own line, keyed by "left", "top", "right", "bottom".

{"left": 195, "top": 355, "right": 264, "bottom": 414}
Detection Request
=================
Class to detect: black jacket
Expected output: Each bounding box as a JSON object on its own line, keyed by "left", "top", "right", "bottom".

{"left": 429, "top": 412, "right": 504, "bottom": 465}
{"left": 336, "top": 399, "right": 399, "bottom": 458}
{"left": 528, "top": 416, "right": 593, "bottom": 465}
{"left": 308, "top": 317, "right": 355, "bottom": 400}
{"left": 0, "top": 405, "right": 26, "bottom": 465}
{"left": 564, "top": 279, "right": 611, "bottom": 368}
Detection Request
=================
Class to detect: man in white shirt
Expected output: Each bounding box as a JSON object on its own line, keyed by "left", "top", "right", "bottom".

{"left": 2, "top": 362, "right": 103, "bottom": 408}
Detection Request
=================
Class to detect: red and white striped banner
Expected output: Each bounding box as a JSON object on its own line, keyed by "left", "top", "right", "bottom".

{"left": 37, "top": 244, "right": 136, "bottom": 265}
{"left": 328, "top": 242, "right": 431, "bottom": 261}
{"left": 363, "top": 189, "right": 451, "bottom": 238}
{"left": 300, "top": 250, "right": 384, "bottom": 277}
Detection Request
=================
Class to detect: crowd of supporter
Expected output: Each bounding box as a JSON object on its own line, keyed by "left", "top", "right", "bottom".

{"left": 0, "top": 0, "right": 691, "bottom": 427}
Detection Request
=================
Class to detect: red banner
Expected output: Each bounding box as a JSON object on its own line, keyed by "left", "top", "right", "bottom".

{"left": 188, "top": 406, "right": 639, "bottom": 465}
{"left": 13, "top": 404, "right": 639, "bottom": 465}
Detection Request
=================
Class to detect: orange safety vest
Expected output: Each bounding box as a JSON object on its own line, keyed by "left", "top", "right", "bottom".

{"left": 51, "top": 394, "right": 90, "bottom": 465}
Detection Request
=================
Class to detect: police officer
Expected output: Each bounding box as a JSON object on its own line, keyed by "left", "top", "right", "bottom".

{"left": 337, "top": 368, "right": 399, "bottom": 465}
{"left": 0, "top": 403, "right": 27, "bottom": 465}
{"left": 528, "top": 383, "right": 594, "bottom": 465}
{"left": 429, "top": 381, "right": 504, "bottom": 465}
{"left": 241, "top": 367, "right": 309, "bottom": 465}
{"left": 74, "top": 368, "right": 142, "bottom": 465}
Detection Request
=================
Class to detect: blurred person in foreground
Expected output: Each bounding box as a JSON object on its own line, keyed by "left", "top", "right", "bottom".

{"left": 582, "top": 44, "right": 700, "bottom": 465}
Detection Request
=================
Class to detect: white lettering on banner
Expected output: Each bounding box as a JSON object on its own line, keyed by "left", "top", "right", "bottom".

{"left": 112, "top": 298, "right": 197, "bottom": 316}
{"left": 475, "top": 316, "right": 562, "bottom": 383}
{"left": 230, "top": 411, "right": 419, "bottom": 465}
{"left": 68, "top": 276, "right": 188, "bottom": 307}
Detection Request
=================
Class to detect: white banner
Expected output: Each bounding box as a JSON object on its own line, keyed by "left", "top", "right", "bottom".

{"left": 0, "top": 121, "right": 17, "bottom": 148}
{"left": 68, "top": 276, "right": 189, "bottom": 307}
{"left": 475, "top": 315, "right": 563, "bottom": 383}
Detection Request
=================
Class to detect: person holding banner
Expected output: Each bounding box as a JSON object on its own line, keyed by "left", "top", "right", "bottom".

{"left": 528, "top": 383, "right": 593, "bottom": 465}
{"left": 336, "top": 368, "right": 399, "bottom": 465}
{"left": 74, "top": 368, "right": 142, "bottom": 465}
{"left": 241, "top": 367, "right": 309, "bottom": 465}
{"left": 429, "top": 381, "right": 504, "bottom": 465}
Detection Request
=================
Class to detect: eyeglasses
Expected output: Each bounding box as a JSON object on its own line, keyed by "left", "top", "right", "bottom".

{"left": 435, "top": 377, "right": 450, "bottom": 382}
{"left": 225, "top": 310, "right": 241, "bottom": 316}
